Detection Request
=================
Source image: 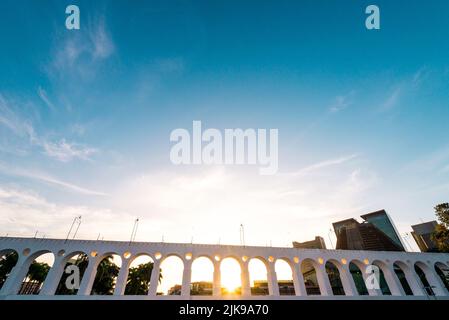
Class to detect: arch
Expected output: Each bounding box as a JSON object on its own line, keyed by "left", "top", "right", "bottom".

{"left": 124, "top": 254, "right": 155, "bottom": 295}
{"left": 414, "top": 262, "right": 435, "bottom": 296}
{"left": 248, "top": 257, "right": 269, "bottom": 296}
{"left": 19, "top": 251, "right": 55, "bottom": 295}
{"left": 90, "top": 253, "right": 122, "bottom": 295}
{"left": 157, "top": 255, "right": 184, "bottom": 295}
{"left": 349, "top": 260, "right": 369, "bottom": 295}
{"left": 0, "top": 249, "right": 19, "bottom": 291}
{"left": 55, "top": 251, "right": 89, "bottom": 295}
{"left": 393, "top": 262, "right": 413, "bottom": 295}
{"left": 325, "top": 260, "right": 345, "bottom": 295}
{"left": 220, "top": 257, "right": 242, "bottom": 295}
{"left": 434, "top": 262, "right": 449, "bottom": 292}
{"left": 371, "top": 260, "right": 392, "bottom": 295}
{"left": 275, "top": 258, "right": 295, "bottom": 296}
{"left": 301, "top": 258, "right": 321, "bottom": 295}
{"left": 190, "top": 256, "right": 214, "bottom": 296}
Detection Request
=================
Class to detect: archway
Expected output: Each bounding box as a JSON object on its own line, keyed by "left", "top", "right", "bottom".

{"left": 91, "top": 254, "right": 122, "bottom": 295}
{"left": 301, "top": 259, "right": 320, "bottom": 295}
{"left": 157, "top": 255, "right": 184, "bottom": 295}
{"left": 349, "top": 261, "right": 368, "bottom": 295}
{"left": 393, "top": 262, "right": 413, "bottom": 295}
{"left": 434, "top": 262, "right": 449, "bottom": 292}
{"left": 124, "top": 254, "right": 155, "bottom": 295}
{"left": 0, "top": 249, "right": 19, "bottom": 291}
{"left": 325, "top": 261, "right": 345, "bottom": 295}
{"left": 275, "top": 259, "right": 295, "bottom": 296}
{"left": 190, "top": 256, "right": 214, "bottom": 296}
{"left": 19, "top": 252, "right": 55, "bottom": 295}
{"left": 248, "top": 258, "right": 268, "bottom": 296}
{"left": 220, "top": 257, "right": 241, "bottom": 295}
{"left": 414, "top": 263, "right": 434, "bottom": 296}
{"left": 55, "top": 252, "right": 89, "bottom": 295}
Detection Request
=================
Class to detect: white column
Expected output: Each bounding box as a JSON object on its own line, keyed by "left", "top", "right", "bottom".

{"left": 241, "top": 262, "right": 251, "bottom": 296}
{"left": 424, "top": 267, "right": 448, "bottom": 296}
{"left": 382, "top": 263, "right": 405, "bottom": 296}
{"left": 113, "top": 259, "right": 131, "bottom": 296}
{"left": 403, "top": 263, "right": 425, "bottom": 296}
{"left": 0, "top": 255, "right": 28, "bottom": 296}
{"left": 316, "top": 264, "right": 333, "bottom": 296}
{"left": 340, "top": 264, "right": 358, "bottom": 296}
{"left": 147, "top": 260, "right": 161, "bottom": 296}
{"left": 361, "top": 264, "right": 381, "bottom": 296}
{"left": 77, "top": 256, "right": 100, "bottom": 295}
{"left": 267, "top": 263, "right": 280, "bottom": 296}
{"left": 181, "top": 260, "right": 192, "bottom": 297}
{"left": 39, "top": 256, "right": 65, "bottom": 295}
{"left": 292, "top": 263, "right": 307, "bottom": 296}
{"left": 213, "top": 261, "right": 221, "bottom": 296}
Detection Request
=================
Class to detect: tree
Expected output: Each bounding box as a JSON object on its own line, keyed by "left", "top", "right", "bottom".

{"left": 90, "top": 256, "right": 120, "bottom": 295}
{"left": 0, "top": 251, "right": 19, "bottom": 289}
{"left": 432, "top": 203, "right": 449, "bottom": 253}
{"left": 124, "top": 261, "right": 162, "bottom": 295}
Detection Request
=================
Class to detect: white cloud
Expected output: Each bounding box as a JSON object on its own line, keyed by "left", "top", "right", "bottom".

{"left": 89, "top": 18, "right": 114, "bottom": 59}
{"left": 381, "top": 87, "right": 401, "bottom": 110}
{"left": 0, "top": 163, "right": 107, "bottom": 196}
{"left": 290, "top": 154, "right": 359, "bottom": 176}
{"left": 329, "top": 91, "right": 355, "bottom": 113}
{"left": 37, "top": 86, "right": 55, "bottom": 110}
{"left": 0, "top": 94, "right": 97, "bottom": 162}
{"left": 42, "top": 139, "right": 97, "bottom": 162}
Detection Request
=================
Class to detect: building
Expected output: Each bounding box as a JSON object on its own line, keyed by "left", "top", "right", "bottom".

{"left": 333, "top": 210, "right": 405, "bottom": 251}
{"left": 292, "top": 236, "right": 327, "bottom": 249}
{"left": 411, "top": 221, "right": 439, "bottom": 252}
{"left": 190, "top": 281, "right": 213, "bottom": 295}
{"left": 252, "top": 280, "right": 295, "bottom": 295}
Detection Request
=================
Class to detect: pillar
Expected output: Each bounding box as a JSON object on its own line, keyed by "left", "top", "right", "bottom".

{"left": 147, "top": 260, "right": 161, "bottom": 296}
{"left": 382, "top": 263, "right": 405, "bottom": 296}
{"left": 316, "top": 264, "right": 333, "bottom": 296}
{"left": 424, "top": 266, "right": 448, "bottom": 296}
{"left": 39, "top": 256, "right": 65, "bottom": 295}
{"left": 241, "top": 262, "right": 251, "bottom": 296}
{"left": 340, "top": 264, "right": 358, "bottom": 296}
{"left": 361, "top": 264, "right": 381, "bottom": 296}
{"left": 113, "top": 258, "right": 131, "bottom": 295}
{"left": 77, "top": 256, "right": 100, "bottom": 295}
{"left": 181, "top": 260, "right": 192, "bottom": 297}
{"left": 267, "top": 263, "right": 280, "bottom": 296}
{"left": 0, "top": 255, "right": 28, "bottom": 296}
{"left": 292, "top": 263, "right": 307, "bottom": 296}
{"left": 213, "top": 261, "right": 221, "bottom": 296}
{"left": 402, "top": 263, "right": 425, "bottom": 296}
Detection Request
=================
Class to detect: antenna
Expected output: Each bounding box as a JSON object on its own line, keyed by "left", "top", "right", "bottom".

{"left": 34, "top": 230, "right": 38, "bottom": 238}
{"left": 328, "top": 229, "right": 335, "bottom": 249}
{"left": 65, "top": 216, "right": 81, "bottom": 243}
{"left": 129, "top": 218, "right": 139, "bottom": 245}
{"left": 240, "top": 224, "right": 245, "bottom": 246}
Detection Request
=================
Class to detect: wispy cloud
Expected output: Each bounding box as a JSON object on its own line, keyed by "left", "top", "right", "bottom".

{"left": 42, "top": 139, "right": 97, "bottom": 162}
{"left": 290, "top": 153, "right": 359, "bottom": 176}
{"left": 0, "top": 163, "right": 107, "bottom": 196}
{"left": 381, "top": 87, "right": 401, "bottom": 110}
{"left": 329, "top": 90, "right": 355, "bottom": 113}
{"left": 37, "top": 86, "right": 55, "bottom": 110}
{"left": 49, "top": 16, "right": 115, "bottom": 78}
{"left": 0, "top": 94, "right": 97, "bottom": 162}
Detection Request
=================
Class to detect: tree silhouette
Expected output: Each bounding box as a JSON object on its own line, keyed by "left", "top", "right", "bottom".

{"left": 125, "top": 261, "right": 162, "bottom": 295}
{"left": 432, "top": 203, "right": 449, "bottom": 253}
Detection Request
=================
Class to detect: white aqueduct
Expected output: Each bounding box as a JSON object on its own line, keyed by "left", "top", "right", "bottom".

{"left": 0, "top": 236, "right": 449, "bottom": 300}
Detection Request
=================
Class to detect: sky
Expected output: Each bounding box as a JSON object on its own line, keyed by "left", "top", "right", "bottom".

{"left": 1, "top": 0, "right": 449, "bottom": 275}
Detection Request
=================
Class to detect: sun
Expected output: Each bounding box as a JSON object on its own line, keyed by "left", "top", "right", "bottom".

{"left": 220, "top": 258, "right": 242, "bottom": 294}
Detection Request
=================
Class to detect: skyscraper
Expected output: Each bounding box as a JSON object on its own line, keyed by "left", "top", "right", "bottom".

{"left": 333, "top": 210, "right": 405, "bottom": 252}
{"left": 411, "top": 221, "right": 439, "bottom": 252}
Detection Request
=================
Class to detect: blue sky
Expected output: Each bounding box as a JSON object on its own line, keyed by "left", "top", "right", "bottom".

{"left": 0, "top": 0, "right": 449, "bottom": 251}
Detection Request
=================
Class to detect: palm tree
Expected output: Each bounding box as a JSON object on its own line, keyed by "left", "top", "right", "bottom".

{"left": 91, "top": 256, "right": 120, "bottom": 295}
{"left": 0, "top": 251, "right": 19, "bottom": 289}
{"left": 124, "top": 261, "right": 163, "bottom": 295}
